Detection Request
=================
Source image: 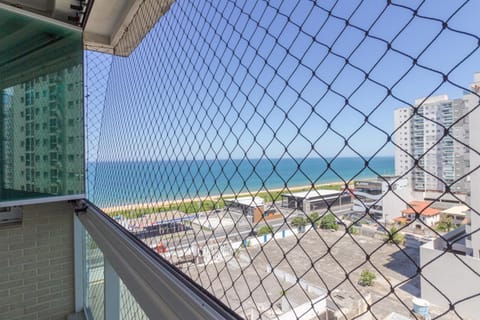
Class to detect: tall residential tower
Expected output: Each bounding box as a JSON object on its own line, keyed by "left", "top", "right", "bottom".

{"left": 394, "top": 95, "right": 470, "bottom": 193}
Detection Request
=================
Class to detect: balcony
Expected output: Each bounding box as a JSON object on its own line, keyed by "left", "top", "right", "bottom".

{"left": 1, "top": 0, "right": 480, "bottom": 320}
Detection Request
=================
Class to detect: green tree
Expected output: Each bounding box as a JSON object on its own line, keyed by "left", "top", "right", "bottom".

{"left": 291, "top": 216, "right": 307, "bottom": 232}
{"left": 291, "top": 216, "right": 307, "bottom": 227}
{"left": 307, "top": 212, "right": 320, "bottom": 227}
{"left": 348, "top": 226, "right": 359, "bottom": 235}
{"left": 257, "top": 225, "right": 274, "bottom": 236}
{"left": 436, "top": 215, "right": 456, "bottom": 232}
{"left": 319, "top": 213, "right": 339, "bottom": 230}
{"left": 385, "top": 227, "right": 405, "bottom": 245}
{"left": 359, "top": 270, "right": 376, "bottom": 286}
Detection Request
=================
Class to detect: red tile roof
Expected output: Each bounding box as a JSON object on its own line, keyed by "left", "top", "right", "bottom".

{"left": 402, "top": 201, "right": 440, "bottom": 217}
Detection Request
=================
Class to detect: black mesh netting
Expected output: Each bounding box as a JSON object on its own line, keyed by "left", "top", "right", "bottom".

{"left": 85, "top": 0, "right": 480, "bottom": 319}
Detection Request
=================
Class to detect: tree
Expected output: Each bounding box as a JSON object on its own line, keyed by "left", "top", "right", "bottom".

{"left": 291, "top": 216, "right": 307, "bottom": 227}
{"left": 359, "top": 270, "right": 376, "bottom": 286}
{"left": 257, "top": 225, "right": 274, "bottom": 236}
{"left": 291, "top": 216, "right": 307, "bottom": 233}
{"left": 348, "top": 226, "right": 359, "bottom": 235}
{"left": 436, "top": 215, "right": 456, "bottom": 232}
{"left": 307, "top": 212, "right": 320, "bottom": 227}
{"left": 319, "top": 213, "right": 339, "bottom": 230}
{"left": 385, "top": 227, "right": 405, "bottom": 245}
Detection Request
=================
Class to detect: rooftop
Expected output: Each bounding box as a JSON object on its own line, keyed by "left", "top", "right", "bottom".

{"left": 224, "top": 196, "right": 265, "bottom": 207}
{"left": 282, "top": 189, "right": 342, "bottom": 200}
{"left": 356, "top": 175, "right": 404, "bottom": 184}
{"left": 414, "top": 94, "right": 449, "bottom": 106}
{"left": 402, "top": 201, "right": 441, "bottom": 217}
{"left": 442, "top": 205, "right": 469, "bottom": 216}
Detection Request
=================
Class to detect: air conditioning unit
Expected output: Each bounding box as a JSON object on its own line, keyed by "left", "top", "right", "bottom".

{"left": 0, "top": 206, "right": 23, "bottom": 225}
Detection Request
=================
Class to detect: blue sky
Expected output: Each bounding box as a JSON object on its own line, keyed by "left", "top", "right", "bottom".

{"left": 88, "top": 0, "right": 480, "bottom": 162}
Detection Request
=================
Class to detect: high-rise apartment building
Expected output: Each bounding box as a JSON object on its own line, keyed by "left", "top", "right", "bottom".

{"left": 420, "top": 73, "right": 480, "bottom": 319}
{"left": 0, "top": 66, "right": 84, "bottom": 196}
{"left": 394, "top": 95, "right": 470, "bottom": 193}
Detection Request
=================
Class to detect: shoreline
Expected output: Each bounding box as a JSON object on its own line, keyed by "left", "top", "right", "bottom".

{"left": 102, "top": 181, "right": 351, "bottom": 213}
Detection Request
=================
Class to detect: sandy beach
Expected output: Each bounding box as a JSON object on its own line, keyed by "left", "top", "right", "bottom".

{"left": 102, "top": 181, "right": 350, "bottom": 213}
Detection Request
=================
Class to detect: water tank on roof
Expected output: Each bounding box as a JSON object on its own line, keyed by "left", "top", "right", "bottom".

{"left": 412, "top": 297, "right": 430, "bottom": 317}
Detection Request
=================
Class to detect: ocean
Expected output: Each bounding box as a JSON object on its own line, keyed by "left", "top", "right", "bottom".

{"left": 88, "top": 156, "right": 394, "bottom": 207}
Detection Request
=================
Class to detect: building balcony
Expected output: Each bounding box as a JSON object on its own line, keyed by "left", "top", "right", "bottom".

{"left": 1, "top": 1, "right": 479, "bottom": 320}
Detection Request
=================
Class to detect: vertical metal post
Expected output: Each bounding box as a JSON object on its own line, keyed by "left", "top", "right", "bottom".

{"left": 73, "top": 214, "right": 85, "bottom": 313}
{"left": 104, "top": 258, "right": 120, "bottom": 320}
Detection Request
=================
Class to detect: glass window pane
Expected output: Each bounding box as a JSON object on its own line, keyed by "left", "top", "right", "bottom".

{"left": 0, "top": 8, "right": 84, "bottom": 202}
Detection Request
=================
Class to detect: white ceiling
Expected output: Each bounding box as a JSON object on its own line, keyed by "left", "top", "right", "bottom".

{"left": 0, "top": 3, "right": 82, "bottom": 89}
{"left": 83, "top": 0, "right": 175, "bottom": 57}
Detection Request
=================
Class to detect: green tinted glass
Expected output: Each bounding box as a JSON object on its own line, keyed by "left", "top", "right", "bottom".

{"left": 0, "top": 8, "right": 84, "bottom": 202}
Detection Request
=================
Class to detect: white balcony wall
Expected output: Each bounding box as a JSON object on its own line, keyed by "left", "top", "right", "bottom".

{"left": 420, "top": 241, "right": 480, "bottom": 319}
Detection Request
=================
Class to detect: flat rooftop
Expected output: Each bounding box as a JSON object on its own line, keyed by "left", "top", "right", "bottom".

{"left": 282, "top": 189, "right": 342, "bottom": 200}
{"left": 224, "top": 196, "right": 264, "bottom": 207}
{"left": 355, "top": 175, "right": 403, "bottom": 183}
{"left": 442, "top": 205, "right": 469, "bottom": 216}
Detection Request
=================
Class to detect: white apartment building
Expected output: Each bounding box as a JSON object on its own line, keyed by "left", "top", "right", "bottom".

{"left": 394, "top": 95, "right": 470, "bottom": 194}
{"left": 352, "top": 176, "right": 410, "bottom": 224}
{"left": 420, "top": 73, "right": 480, "bottom": 319}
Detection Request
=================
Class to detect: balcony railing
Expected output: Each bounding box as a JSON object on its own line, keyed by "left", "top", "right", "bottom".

{"left": 76, "top": 200, "right": 241, "bottom": 320}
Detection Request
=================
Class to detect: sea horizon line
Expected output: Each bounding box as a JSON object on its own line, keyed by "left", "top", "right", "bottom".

{"left": 88, "top": 154, "right": 394, "bottom": 164}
